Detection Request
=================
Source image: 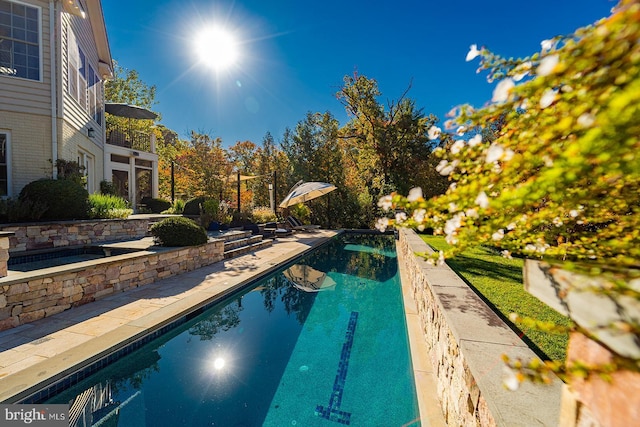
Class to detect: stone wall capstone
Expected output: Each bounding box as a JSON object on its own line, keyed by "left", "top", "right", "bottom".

{"left": 1, "top": 219, "right": 152, "bottom": 254}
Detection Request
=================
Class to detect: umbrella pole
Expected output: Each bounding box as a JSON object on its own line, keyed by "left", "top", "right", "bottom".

{"left": 237, "top": 171, "right": 241, "bottom": 213}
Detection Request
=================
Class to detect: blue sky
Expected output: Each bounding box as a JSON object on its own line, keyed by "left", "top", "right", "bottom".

{"left": 102, "top": 0, "right": 614, "bottom": 146}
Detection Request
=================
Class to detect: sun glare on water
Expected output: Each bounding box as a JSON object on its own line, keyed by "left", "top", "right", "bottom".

{"left": 194, "top": 27, "right": 239, "bottom": 71}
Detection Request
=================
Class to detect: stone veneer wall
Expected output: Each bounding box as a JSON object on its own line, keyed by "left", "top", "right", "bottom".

{"left": 1, "top": 219, "right": 152, "bottom": 254}
{"left": 397, "top": 228, "right": 563, "bottom": 426}
{"left": 0, "top": 240, "right": 224, "bottom": 331}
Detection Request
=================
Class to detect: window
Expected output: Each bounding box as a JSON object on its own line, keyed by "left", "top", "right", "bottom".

{"left": 0, "top": 0, "right": 40, "bottom": 80}
{"left": 0, "top": 132, "right": 11, "bottom": 197}
{"left": 67, "top": 27, "right": 102, "bottom": 124}
{"left": 78, "top": 150, "right": 93, "bottom": 192}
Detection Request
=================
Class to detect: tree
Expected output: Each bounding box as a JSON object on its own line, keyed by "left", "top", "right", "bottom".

{"left": 337, "top": 73, "right": 445, "bottom": 202}
{"left": 105, "top": 61, "right": 156, "bottom": 108}
{"left": 281, "top": 112, "right": 346, "bottom": 226}
{"left": 251, "top": 132, "right": 290, "bottom": 210}
{"left": 177, "top": 131, "right": 233, "bottom": 199}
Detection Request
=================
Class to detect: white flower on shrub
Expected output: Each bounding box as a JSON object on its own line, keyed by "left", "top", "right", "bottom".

{"left": 375, "top": 217, "right": 389, "bottom": 232}
{"left": 486, "top": 144, "right": 505, "bottom": 163}
{"left": 436, "top": 159, "right": 458, "bottom": 176}
{"left": 468, "top": 134, "right": 482, "bottom": 147}
{"left": 413, "top": 209, "right": 426, "bottom": 223}
{"left": 512, "top": 61, "right": 532, "bottom": 81}
{"left": 466, "top": 44, "right": 481, "bottom": 61}
{"left": 444, "top": 212, "right": 465, "bottom": 244}
{"left": 577, "top": 112, "right": 596, "bottom": 127}
{"left": 537, "top": 54, "right": 559, "bottom": 76}
{"left": 407, "top": 187, "right": 423, "bottom": 202}
{"left": 451, "top": 139, "right": 465, "bottom": 155}
{"left": 475, "top": 191, "right": 490, "bottom": 209}
{"left": 539, "top": 88, "right": 558, "bottom": 108}
{"left": 377, "top": 195, "right": 392, "bottom": 211}
{"left": 503, "top": 366, "right": 520, "bottom": 391}
{"left": 428, "top": 125, "right": 442, "bottom": 140}
{"left": 540, "top": 39, "right": 556, "bottom": 52}
{"left": 492, "top": 78, "right": 515, "bottom": 103}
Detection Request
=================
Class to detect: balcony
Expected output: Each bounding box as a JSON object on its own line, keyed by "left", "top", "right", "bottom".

{"left": 106, "top": 124, "right": 153, "bottom": 152}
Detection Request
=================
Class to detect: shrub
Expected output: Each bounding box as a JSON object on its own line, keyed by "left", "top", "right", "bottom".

{"left": 55, "top": 159, "right": 85, "bottom": 186}
{"left": 0, "top": 197, "right": 48, "bottom": 223}
{"left": 141, "top": 197, "right": 172, "bottom": 214}
{"left": 165, "top": 199, "right": 185, "bottom": 214}
{"left": 183, "top": 196, "right": 209, "bottom": 216}
{"left": 88, "top": 194, "right": 132, "bottom": 219}
{"left": 252, "top": 206, "right": 277, "bottom": 223}
{"left": 384, "top": 2, "right": 639, "bottom": 386}
{"left": 289, "top": 203, "right": 311, "bottom": 223}
{"left": 19, "top": 179, "right": 89, "bottom": 220}
{"left": 199, "top": 198, "right": 220, "bottom": 227}
{"left": 100, "top": 180, "right": 118, "bottom": 196}
{"left": 149, "top": 216, "right": 208, "bottom": 246}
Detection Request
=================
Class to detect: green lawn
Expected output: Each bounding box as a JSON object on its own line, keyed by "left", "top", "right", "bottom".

{"left": 418, "top": 234, "right": 571, "bottom": 362}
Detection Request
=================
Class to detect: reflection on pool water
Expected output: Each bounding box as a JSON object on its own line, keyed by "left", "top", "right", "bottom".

{"left": 42, "top": 233, "right": 420, "bottom": 426}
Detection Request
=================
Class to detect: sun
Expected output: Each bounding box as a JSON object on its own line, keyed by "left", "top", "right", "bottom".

{"left": 194, "top": 27, "right": 239, "bottom": 71}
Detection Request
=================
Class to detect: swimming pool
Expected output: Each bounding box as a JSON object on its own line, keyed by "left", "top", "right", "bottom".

{"left": 41, "top": 233, "right": 420, "bottom": 426}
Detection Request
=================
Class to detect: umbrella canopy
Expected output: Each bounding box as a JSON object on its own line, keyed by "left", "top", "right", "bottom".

{"left": 283, "top": 264, "right": 336, "bottom": 293}
{"left": 105, "top": 103, "right": 158, "bottom": 120}
{"left": 279, "top": 181, "right": 336, "bottom": 208}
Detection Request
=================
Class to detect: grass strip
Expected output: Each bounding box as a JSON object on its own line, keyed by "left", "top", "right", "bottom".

{"left": 419, "top": 234, "right": 571, "bottom": 362}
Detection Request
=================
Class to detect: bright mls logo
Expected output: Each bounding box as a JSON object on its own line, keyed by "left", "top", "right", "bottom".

{"left": 0, "top": 405, "right": 68, "bottom": 426}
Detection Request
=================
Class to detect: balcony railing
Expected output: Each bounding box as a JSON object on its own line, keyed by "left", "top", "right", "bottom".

{"left": 106, "top": 124, "right": 152, "bottom": 152}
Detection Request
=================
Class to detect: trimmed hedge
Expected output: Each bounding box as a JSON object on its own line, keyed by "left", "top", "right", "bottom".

{"left": 19, "top": 179, "right": 89, "bottom": 220}
{"left": 149, "top": 216, "right": 208, "bottom": 246}
{"left": 141, "top": 197, "right": 172, "bottom": 214}
{"left": 183, "top": 196, "right": 209, "bottom": 216}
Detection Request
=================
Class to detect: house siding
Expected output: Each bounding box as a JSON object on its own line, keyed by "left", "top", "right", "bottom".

{"left": 59, "top": 3, "right": 107, "bottom": 193}
{"left": 0, "top": 0, "right": 110, "bottom": 196}
{"left": 0, "top": 0, "right": 54, "bottom": 196}
{"left": 0, "top": 111, "right": 52, "bottom": 195}
{"left": 0, "top": 0, "right": 52, "bottom": 116}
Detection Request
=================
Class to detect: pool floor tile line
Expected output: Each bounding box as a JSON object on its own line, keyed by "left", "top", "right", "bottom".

{"left": 0, "top": 231, "right": 336, "bottom": 403}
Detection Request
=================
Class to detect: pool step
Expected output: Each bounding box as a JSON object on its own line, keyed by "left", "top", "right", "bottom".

{"left": 223, "top": 238, "right": 273, "bottom": 259}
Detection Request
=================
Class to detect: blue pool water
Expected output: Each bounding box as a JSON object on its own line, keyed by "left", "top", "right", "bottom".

{"left": 42, "top": 233, "right": 420, "bottom": 426}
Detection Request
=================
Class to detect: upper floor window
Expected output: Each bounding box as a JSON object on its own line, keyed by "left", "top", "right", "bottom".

{"left": 68, "top": 27, "right": 102, "bottom": 125}
{"left": 0, "top": 0, "right": 40, "bottom": 81}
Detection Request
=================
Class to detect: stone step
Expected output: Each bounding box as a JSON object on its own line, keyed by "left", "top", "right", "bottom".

{"left": 208, "top": 230, "right": 252, "bottom": 243}
{"left": 223, "top": 239, "right": 273, "bottom": 259}
{"left": 223, "top": 235, "right": 264, "bottom": 251}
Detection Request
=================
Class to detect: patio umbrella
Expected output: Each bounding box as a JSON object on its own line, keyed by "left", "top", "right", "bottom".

{"left": 279, "top": 181, "right": 336, "bottom": 208}
{"left": 283, "top": 264, "right": 336, "bottom": 292}
{"left": 104, "top": 103, "right": 158, "bottom": 120}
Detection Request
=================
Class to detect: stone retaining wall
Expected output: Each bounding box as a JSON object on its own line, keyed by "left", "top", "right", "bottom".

{"left": 0, "top": 239, "right": 224, "bottom": 331}
{"left": 397, "top": 228, "right": 562, "bottom": 426}
{"left": 1, "top": 219, "right": 153, "bottom": 254}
